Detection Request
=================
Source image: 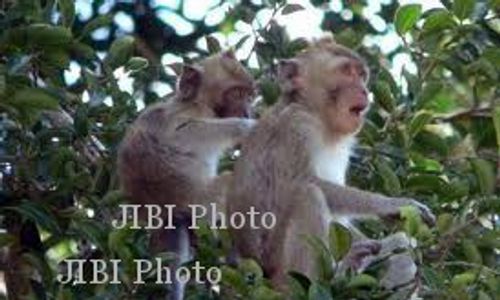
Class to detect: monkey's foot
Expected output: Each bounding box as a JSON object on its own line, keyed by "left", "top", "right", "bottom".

{"left": 343, "top": 239, "right": 382, "bottom": 272}
{"left": 380, "top": 253, "right": 417, "bottom": 290}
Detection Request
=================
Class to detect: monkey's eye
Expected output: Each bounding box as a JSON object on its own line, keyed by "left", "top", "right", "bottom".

{"left": 357, "top": 67, "right": 367, "bottom": 81}
{"left": 328, "top": 88, "right": 340, "bottom": 100}
{"left": 340, "top": 63, "right": 351, "bottom": 75}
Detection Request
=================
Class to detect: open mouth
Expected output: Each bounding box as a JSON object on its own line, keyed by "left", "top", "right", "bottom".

{"left": 349, "top": 104, "right": 367, "bottom": 116}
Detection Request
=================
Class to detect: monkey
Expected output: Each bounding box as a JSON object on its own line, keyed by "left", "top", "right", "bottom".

{"left": 117, "top": 50, "right": 256, "bottom": 300}
{"left": 226, "top": 37, "right": 435, "bottom": 292}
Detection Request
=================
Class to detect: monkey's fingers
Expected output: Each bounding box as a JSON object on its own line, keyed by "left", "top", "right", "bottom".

{"left": 351, "top": 240, "right": 382, "bottom": 255}
{"left": 345, "top": 240, "right": 382, "bottom": 271}
{"left": 411, "top": 200, "right": 436, "bottom": 227}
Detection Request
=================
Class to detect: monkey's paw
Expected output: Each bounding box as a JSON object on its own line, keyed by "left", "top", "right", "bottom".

{"left": 343, "top": 239, "right": 381, "bottom": 272}
{"left": 407, "top": 199, "right": 436, "bottom": 226}
{"left": 385, "top": 198, "right": 436, "bottom": 227}
{"left": 236, "top": 118, "right": 257, "bottom": 134}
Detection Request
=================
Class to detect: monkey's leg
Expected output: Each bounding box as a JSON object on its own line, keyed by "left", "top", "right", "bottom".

{"left": 381, "top": 253, "right": 418, "bottom": 294}
{"left": 273, "top": 184, "right": 331, "bottom": 289}
{"left": 360, "top": 233, "right": 418, "bottom": 292}
{"left": 149, "top": 217, "right": 191, "bottom": 300}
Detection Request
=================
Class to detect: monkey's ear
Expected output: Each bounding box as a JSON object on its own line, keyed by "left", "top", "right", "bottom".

{"left": 177, "top": 65, "right": 202, "bottom": 101}
{"left": 278, "top": 59, "right": 302, "bottom": 94}
{"left": 221, "top": 49, "right": 236, "bottom": 60}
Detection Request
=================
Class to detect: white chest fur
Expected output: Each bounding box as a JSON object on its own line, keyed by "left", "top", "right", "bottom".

{"left": 314, "top": 137, "right": 355, "bottom": 185}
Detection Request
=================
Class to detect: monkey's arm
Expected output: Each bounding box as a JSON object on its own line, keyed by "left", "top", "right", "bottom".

{"left": 312, "top": 177, "right": 435, "bottom": 225}
{"left": 176, "top": 118, "right": 256, "bottom": 144}
{"left": 203, "top": 172, "right": 232, "bottom": 211}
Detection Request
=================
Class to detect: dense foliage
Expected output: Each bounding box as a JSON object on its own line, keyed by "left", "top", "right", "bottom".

{"left": 0, "top": 0, "right": 498, "bottom": 299}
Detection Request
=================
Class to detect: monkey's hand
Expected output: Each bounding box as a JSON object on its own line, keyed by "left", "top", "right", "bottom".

{"left": 238, "top": 118, "right": 257, "bottom": 132}
{"left": 409, "top": 199, "right": 436, "bottom": 226}
{"left": 233, "top": 118, "right": 257, "bottom": 141}
{"left": 385, "top": 198, "right": 436, "bottom": 227}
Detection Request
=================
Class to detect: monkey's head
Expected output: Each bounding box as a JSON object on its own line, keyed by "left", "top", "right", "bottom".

{"left": 278, "top": 37, "right": 370, "bottom": 136}
{"left": 176, "top": 50, "right": 255, "bottom": 118}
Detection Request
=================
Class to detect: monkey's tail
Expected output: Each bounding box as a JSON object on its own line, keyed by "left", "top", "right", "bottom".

{"left": 166, "top": 217, "right": 192, "bottom": 300}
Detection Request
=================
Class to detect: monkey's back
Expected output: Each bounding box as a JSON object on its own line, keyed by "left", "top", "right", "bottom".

{"left": 117, "top": 102, "right": 206, "bottom": 216}
{"left": 228, "top": 104, "right": 318, "bottom": 266}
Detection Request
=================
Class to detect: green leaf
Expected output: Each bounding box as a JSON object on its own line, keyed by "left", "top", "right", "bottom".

{"left": 287, "top": 272, "right": 310, "bottom": 300}
{"left": 491, "top": 0, "right": 500, "bottom": 9}
{"left": 406, "top": 174, "right": 448, "bottom": 195}
{"left": 470, "top": 158, "right": 495, "bottom": 195}
{"left": 417, "top": 81, "right": 443, "bottom": 108}
{"left": 58, "top": 0, "right": 75, "bottom": 27}
{"left": 11, "top": 88, "right": 59, "bottom": 110}
{"left": 306, "top": 236, "right": 334, "bottom": 281}
{"left": 0, "top": 233, "right": 16, "bottom": 248}
{"left": 451, "top": 272, "right": 476, "bottom": 288}
{"left": 79, "top": 14, "right": 114, "bottom": 38}
{"left": 373, "top": 81, "right": 395, "bottom": 112}
{"left": 108, "top": 226, "right": 134, "bottom": 255}
{"left": 260, "top": 79, "right": 281, "bottom": 105}
{"left": 74, "top": 106, "right": 89, "bottom": 137}
{"left": 409, "top": 152, "right": 443, "bottom": 172}
{"left": 71, "top": 218, "right": 108, "bottom": 250}
{"left": 468, "top": 58, "right": 498, "bottom": 81}
{"left": 126, "top": 57, "right": 149, "bottom": 72}
{"left": 436, "top": 213, "right": 454, "bottom": 234}
{"left": 328, "top": 222, "right": 352, "bottom": 261}
{"left": 477, "top": 291, "right": 492, "bottom": 300}
{"left": 394, "top": 4, "right": 423, "bottom": 35}
{"left": 374, "top": 158, "right": 401, "bottom": 196}
{"left": 444, "top": 179, "right": 470, "bottom": 199}
{"left": 462, "top": 239, "right": 483, "bottom": 264}
{"left": 422, "top": 9, "right": 457, "bottom": 32}
{"left": 26, "top": 24, "right": 72, "bottom": 47}
{"left": 334, "top": 28, "right": 363, "bottom": 48}
{"left": 56, "top": 287, "right": 73, "bottom": 300}
{"left": 6, "top": 201, "right": 61, "bottom": 234}
{"left": 236, "top": 6, "right": 256, "bottom": 24}
{"left": 250, "top": 286, "right": 283, "bottom": 300}
{"left": 346, "top": 274, "right": 378, "bottom": 289}
{"left": 408, "top": 110, "right": 433, "bottom": 138}
{"left": 483, "top": 47, "right": 500, "bottom": 69}
{"left": 21, "top": 252, "right": 54, "bottom": 285}
{"left": 286, "top": 38, "right": 309, "bottom": 56}
{"left": 453, "top": 0, "right": 475, "bottom": 20}
{"left": 493, "top": 106, "right": 500, "bottom": 154}
{"left": 104, "top": 36, "right": 135, "bottom": 70}
{"left": 71, "top": 42, "right": 96, "bottom": 63}
{"left": 282, "top": 4, "right": 305, "bottom": 15}
{"left": 220, "top": 266, "right": 246, "bottom": 292}
{"left": 238, "top": 259, "right": 264, "bottom": 283}
{"left": 234, "top": 34, "right": 251, "bottom": 50}
{"left": 205, "top": 35, "right": 221, "bottom": 54}
{"left": 400, "top": 206, "right": 421, "bottom": 237}
{"left": 0, "top": 67, "right": 5, "bottom": 96}
{"left": 43, "top": 49, "right": 70, "bottom": 69}
{"left": 101, "top": 190, "right": 125, "bottom": 206}
{"left": 308, "top": 283, "right": 332, "bottom": 300}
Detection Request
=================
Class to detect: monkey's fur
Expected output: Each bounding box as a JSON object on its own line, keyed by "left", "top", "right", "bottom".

{"left": 117, "top": 51, "right": 256, "bottom": 299}
{"left": 227, "top": 38, "right": 435, "bottom": 290}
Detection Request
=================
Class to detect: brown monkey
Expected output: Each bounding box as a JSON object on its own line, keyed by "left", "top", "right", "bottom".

{"left": 227, "top": 38, "right": 435, "bottom": 290}
{"left": 117, "top": 50, "right": 256, "bottom": 299}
